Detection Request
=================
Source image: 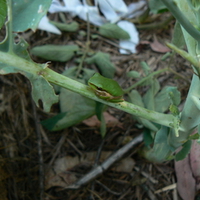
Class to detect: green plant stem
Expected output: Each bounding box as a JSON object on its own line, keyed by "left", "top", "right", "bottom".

{"left": 166, "top": 42, "right": 200, "bottom": 74}
{"left": 123, "top": 68, "right": 169, "bottom": 93}
{"left": 76, "top": 13, "right": 91, "bottom": 77}
{"left": 0, "top": 52, "right": 42, "bottom": 74}
{"left": 76, "top": 45, "right": 88, "bottom": 76}
{"left": 45, "top": 68, "right": 176, "bottom": 128}
{"left": 46, "top": 67, "right": 176, "bottom": 127}
{"left": 167, "top": 0, "right": 200, "bottom": 146}
{"left": 160, "top": 0, "right": 200, "bottom": 41}
{"left": 0, "top": 51, "right": 177, "bottom": 129}
{"left": 7, "top": 0, "right": 14, "bottom": 53}
{"left": 168, "top": 68, "right": 190, "bottom": 83}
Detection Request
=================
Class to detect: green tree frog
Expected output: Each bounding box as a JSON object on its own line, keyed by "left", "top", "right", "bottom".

{"left": 88, "top": 73, "right": 124, "bottom": 102}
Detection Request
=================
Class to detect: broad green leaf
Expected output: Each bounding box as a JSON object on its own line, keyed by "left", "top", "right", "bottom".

{"left": 172, "top": 22, "right": 185, "bottom": 49}
{"left": 41, "top": 112, "right": 67, "bottom": 130}
{"left": 0, "top": 0, "right": 7, "bottom": 30}
{"left": 126, "top": 71, "right": 141, "bottom": 78}
{"left": 95, "top": 102, "right": 105, "bottom": 121}
{"left": 154, "top": 86, "right": 172, "bottom": 113}
{"left": 165, "top": 87, "right": 180, "bottom": 116}
{"left": 14, "top": 36, "right": 33, "bottom": 61}
{"left": 154, "top": 126, "right": 169, "bottom": 143}
{"left": 140, "top": 61, "right": 151, "bottom": 76}
{"left": 145, "top": 126, "right": 174, "bottom": 162}
{"left": 99, "top": 23, "right": 130, "bottom": 39}
{"left": 149, "top": 0, "right": 167, "bottom": 14}
{"left": 31, "top": 45, "right": 79, "bottom": 62}
{"left": 143, "top": 79, "right": 160, "bottom": 110}
{"left": 0, "top": 34, "right": 32, "bottom": 59}
{"left": 175, "top": 140, "right": 192, "bottom": 161}
{"left": 42, "top": 71, "right": 98, "bottom": 130}
{"left": 145, "top": 142, "right": 173, "bottom": 163}
{"left": 96, "top": 102, "right": 107, "bottom": 137}
{"left": 12, "top": 0, "right": 52, "bottom": 32}
{"left": 45, "top": 88, "right": 95, "bottom": 131}
{"left": 30, "top": 75, "right": 58, "bottom": 112}
{"left": 167, "top": 87, "right": 181, "bottom": 106}
{"left": 0, "top": 36, "right": 32, "bottom": 72}
{"left": 50, "top": 21, "right": 79, "bottom": 32}
{"left": 143, "top": 129, "right": 154, "bottom": 146}
{"left": 128, "top": 90, "right": 144, "bottom": 107}
{"left": 82, "top": 68, "right": 96, "bottom": 80}
{"left": 0, "top": 63, "right": 58, "bottom": 112}
{"left": 62, "top": 66, "right": 78, "bottom": 78}
{"left": 187, "top": 0, "right": 200, "bottom": 11}
{"left": 128, "top": 90, "right": 158, "bottom": 132}
{"left": 0, "top": 35, "right": 58, "bottom": 112}
{"left": 86, "top": 52, "right": 115, "bottom": 78}
{"left": 100, "top": 114, "right": 106, "bottom": 137}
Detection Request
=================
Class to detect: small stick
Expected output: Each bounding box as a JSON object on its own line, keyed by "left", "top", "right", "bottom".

{"left": 154, "top": 183, "right": 177, "bottom": 194}
{"left": 64, "top": 134, "right": 143, "bottom": 190}
{"left": 95, "top": 180, "right": 122, "bottom": 196}
{"left": 134, "top": 166, "right": 158, "bottom": 184}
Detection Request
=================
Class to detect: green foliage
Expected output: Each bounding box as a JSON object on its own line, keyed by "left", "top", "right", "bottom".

{"left": 0, "top": 34, "right": 58, "bottom": 112}
{"left": 175, "top": 140, "right": 192, "bottom": 161}
{"left": 144, "top": 126, "right": 175, "bottom": 163}
{"left": 126, "top": 71, "right": 141, "bottom": 78}
{"left": 154, "top": 87, "right": 175, "bottom": 113}
{"left": 149, "top": 0, "right": 167, "bottom": 14}
{"left": 143, "top": 129, "right": 154, "bottom": 146}
{"left": 168, "top": 87, "right": 181, "bottom": 106}
{"left": 51, "top": 88, "right": 95, "bottom": 131}
{"left": 42, "top": 69, "right": 96, "bottom": 131}
{"left": 30, "top": 75, "right": 59, "bottom": 112}
{"left": 86, "top": 52, "right": 116, "bottom": 78}
{"left": 0, "top": 0, "right": 7, "bottom": 30}
{"left": 140, "top": 61, "right": 151, "bottom": 75}
{"left": 12, "top": 0, "right": 52, "bottom": 32}
{"left": 50, "top": 21, "right": 79, "bottom": 32}
{"left": 172, "top": 22, "right": 185, "bottom": 48}
{"left": 128, "top": 90, "right": 159, "bottom": 132}
{"left": 42, "top": 90, "right": 96, "bottom": 131}
{"left": 143, "top": 79, "right": 160, "bottom": 110}
{"left": 99, "top": 23, "right": 130, "bottom": 39}
{"left": 95, "top": 102, "right": 107, "bottom": 137}
{"left": 31, "top": 45, "right": 79, "bottom": 62}
{"left": 167, "top": 87, "right": 181, "bottom": 116}
{"left": 127, "top": 64, "right": 179, "bottom": 122}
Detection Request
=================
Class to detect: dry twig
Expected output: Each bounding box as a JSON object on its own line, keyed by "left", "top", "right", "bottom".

{"left": 63, "top": 134, "right": 143, "bottom": 190}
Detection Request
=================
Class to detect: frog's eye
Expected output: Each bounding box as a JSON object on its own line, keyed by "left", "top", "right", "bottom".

{"left": 96, "top": 86, "right": 103, "bottom": 91}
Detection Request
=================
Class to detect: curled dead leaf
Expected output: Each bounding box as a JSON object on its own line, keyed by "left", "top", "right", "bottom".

{"left": 175, "top": 154, "right": 196, "bottom": 200}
